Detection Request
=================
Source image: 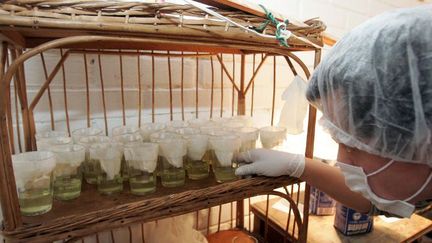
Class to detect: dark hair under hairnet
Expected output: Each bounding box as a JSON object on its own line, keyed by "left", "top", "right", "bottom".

{"left": 306, "top": 5, "right": 432, "bottom": 164}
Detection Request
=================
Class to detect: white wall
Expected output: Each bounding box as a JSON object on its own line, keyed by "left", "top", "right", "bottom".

{"left": 250, "top": 0, "right": 432, "bottom": 38}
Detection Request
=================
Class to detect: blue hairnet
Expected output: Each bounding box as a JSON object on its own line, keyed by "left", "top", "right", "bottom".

{"left": 306, "top": 5, "right": 432, "bottom": 164}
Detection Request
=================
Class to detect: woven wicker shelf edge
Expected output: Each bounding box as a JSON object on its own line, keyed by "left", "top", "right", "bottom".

{"left": 2, "top": 176, "right": 299, "bottom": 243}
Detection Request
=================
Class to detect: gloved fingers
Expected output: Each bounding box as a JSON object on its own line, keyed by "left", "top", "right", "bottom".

{"left": 235, "top": 163, "right": 258, "bottom": 176}
{"left": 236, "top": 150, "right": 253, "bottom": 163}
{"left": 237, "top": 148, "right": 268, "bottom": 162}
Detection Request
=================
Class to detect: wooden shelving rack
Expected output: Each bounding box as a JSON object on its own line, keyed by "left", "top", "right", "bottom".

{"left": 0, "top": 1, "right": 325, "bottom": 242}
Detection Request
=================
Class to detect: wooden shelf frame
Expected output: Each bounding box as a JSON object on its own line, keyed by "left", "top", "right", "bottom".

{"left": 0, "top": 4, "right": 323, "bottom": 240}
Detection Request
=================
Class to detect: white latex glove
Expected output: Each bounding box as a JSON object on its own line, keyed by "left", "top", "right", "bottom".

{"left": 235, "top": 149, "right": 305, "bottom": 178}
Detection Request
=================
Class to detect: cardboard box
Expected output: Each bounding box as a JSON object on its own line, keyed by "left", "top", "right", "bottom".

{"left": 309, "top": 186, "right": 336, "bottom": 215}
{"left": 309, "top": 158, "right": 337, "bottom": 215}
{"left": 334, "top": 203, "right": 374, "bottom": 236}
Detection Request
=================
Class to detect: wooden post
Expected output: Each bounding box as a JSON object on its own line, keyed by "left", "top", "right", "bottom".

{"left": 0, "top": 44, "right": 22, "bottom": 230}
{"left": 236, "top": 54, "right": 246, "bottom": 229}
{"left": 237, "top": 54, "right": 246, "bottom": 116}
{"left": 11, "top": 48, "right": 32, "bottom": 151}
{"left": 300, "top": 49, "right": 321, "bottom": 243}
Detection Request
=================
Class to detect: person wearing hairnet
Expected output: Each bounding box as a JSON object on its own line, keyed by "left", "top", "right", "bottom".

{"left": 236, "top": 5, "right": 432, "bottom": 218}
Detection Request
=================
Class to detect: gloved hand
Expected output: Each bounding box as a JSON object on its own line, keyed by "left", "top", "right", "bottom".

{"left": 235, "top": 148, "right": 305, "bottom": 178}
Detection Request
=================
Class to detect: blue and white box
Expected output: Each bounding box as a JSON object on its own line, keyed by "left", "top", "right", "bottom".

{"left": 333, "top": 203, "right": 374, "bottom": 236}
{"left": 309, "top": 186, "right": 336, "bottom": 215}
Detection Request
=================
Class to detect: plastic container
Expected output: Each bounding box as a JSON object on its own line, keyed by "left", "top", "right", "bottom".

{"left": 113, "top": 133, "right": 143, "bottom": 181}
{"left": 12, "top": 151, "right": 56, "bottom": 216}
{"left": 259, "top": 126, "right": 287, "bottom": 149}
{"left": 140, "top": 123, "right": 166, "bottom": 142}
{"left": 72, "top": 127, "right": 103, "bottom": 143}
{"left": 158, "top": 137, "right": 187, "bottom": 187}
{"left": 235, "top": 127, "right": 259, "bottom": 153}
{"left": 77, "top": 136, "right": 112, "bottom": 184}
{"left": 124, "top": 143, "right": 159, "bottom": 195}
{"left": 209, "top": 134, "right": 241, "bottom": 183}
{"left": 165, "top": 120, "right": 189, "bottom": 132}
{"left": 111, "top": 125, "right": 140, "bottom": 137}
{"left": 35, "top": 131, "right": 71, "bottom": 151}
{"left": 50, "top": 144, "right": 85, "bottom": 200}
{"left": 184, "top": 134, "right": 209, "bottom": 180}
{"left": 90, "top": 142, "right": 123, "bottom": 195}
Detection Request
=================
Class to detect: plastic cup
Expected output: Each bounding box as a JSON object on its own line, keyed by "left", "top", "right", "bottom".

{"left": 78, "top": 136, "right": 111, "bottom": 184}
{"left": 188, "top": 118, "right": 209, "bottom": 128}
{"left": 231, "top": 115, "right": 253, "bottom": 127}
{"left": 113, "top": 133, "right": 143, "bottom": 145}
{"left": 184, "top": 134, "right": 209, "bottom": 180}
{"left": 36, "top": 131, "right": 71, "bottom": 151}
{"left": 72, "top": 127, "right": 103, "bottom": 143}
{"left": 112, "top": 125, "right": 140, "bottom": 137}
{"left": 235, "top": 127, "right": 259, "bottom": 152}
{"left": 50, "top": 144, "right": 85, "bottom": 200}
{"left": 201, "top": 129, "right": 230, "bottom": 165}
{"left": 90, "top": 142, "right": 123, "bottom": 195}
{"left": 150, "top": 132, "right": 182, "bottom": 176}
{"left": 35, "top": 131, "right": 68, "bottom": 139}
{"left": 259, "top": 126, "right": 287, "bottom": 149}
{"left": 158, "top": 137, "right": 186, "bottom": 187}
{"left": 223, "top": 121, "right": 244, "bottom": 131}
{"left": 211, "top": 117, "right": 230, "bottom": 125}
{"left": 140, "top": 123, "right": 166, "bottom": 142}
{"left": 12, "top": 151, "right": 56, "bottom": 216}
{"left": 175, "top": 127, "right": 200, "bottom": 136}
{"left": 165, "top": 120, "right": 189, "bottom": 132}
{"left": 113, "top": 133, "right": 143, "bottom": 181}
{"left": 124, "top": 143, "right": 158, "bottom": 195}
{"left": 209, "top": 134, "right": 241, "bottom": 183}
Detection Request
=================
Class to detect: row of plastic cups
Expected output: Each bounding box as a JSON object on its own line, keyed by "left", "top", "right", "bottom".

{"left": 34, "top": 123, "right": 286, "bottom": 183}
{"left": 73, "top": 124, "right": 285, "bottom": 186}
{"left": 149, "top": 131, "right": 240, "bottom": 184}
{"left": 35, "top": 116, "right": 282, "bottom": 148}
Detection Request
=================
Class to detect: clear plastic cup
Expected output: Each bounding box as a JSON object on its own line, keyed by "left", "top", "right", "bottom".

{"left": 113, "top": 133, "right": 143, "bottom": 181}
{"left": 112, "top": 125, "right": 140, "bottom": 137}
{"left": 231, "top": 115, "right": 253, "bottom": 127}
{"left": 113, "top": 133, "right": 142, "bottom": 144}
{"left": 35, "top": 131, "right": 71, "bottom": 151}
{"left": 188, "top": 118, "right": 209, "bottom": 128}
{"left": 209, "top": 134, "right": 241, "bottom": 183}
{"left": 184, "top": 134, "right": 209, "bottom": 180}
{"left": 175, "top": 127, "right": 200, "bottom": 136}
{"left": 72, "top": 127, "right": 103, "bottom": 143}
{"left": 165, "top": 120, "right": 189, "bottom": 132}
{"left": 36, "top": 130, "right": 68, "bottom": 139}
{"left": 200, "top": 126, "right": 227, "bottom": 165}
{"left": 140, "top": 123, "right": 166, "bottom": 142}
{"left": 78, "top": 136, "right": 111, "bottom": 184}
{"left": 223, "top": 121, "right": 244, "bottom": 131}
{"left": 90, "top": 142, "right": 123, "bottom": 195}
{"left": 158, "top": 138, "right": 187, "bottom": 187}
{"left": 37, "top": 136, "right": 72, "bottom": 151}
{"left": 12, "top": 151, "right": 56, "bottom": 216}
{"left": 50, "top": 144, "right": 85, "bottom": 200}
{"left": 235, "top": 127, "right": 259, "bottom": 152}
{"left": 200, "top": 124, "right": 223, "bottom": 136}
{"left": 211, "top": 117, "right": 230, "bottom": 125}
{"left": 124, "top": 143, "right": 159, "bottom": 195}
{"left": 150, "top": 132, "right": 182, "bottom": 176}
{"left": 259, "top": 126, "right": 287, "bottom": 149}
